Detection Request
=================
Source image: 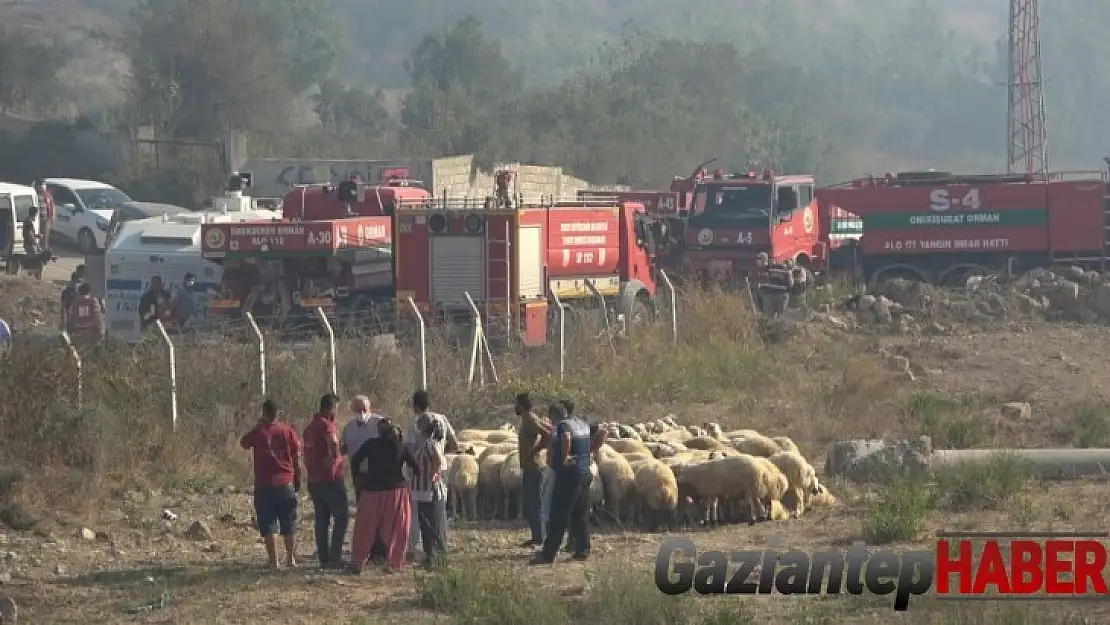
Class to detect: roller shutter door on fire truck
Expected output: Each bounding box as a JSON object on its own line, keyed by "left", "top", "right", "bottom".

{"left": 430, "top": 236, "right": 486, "bottom": 306}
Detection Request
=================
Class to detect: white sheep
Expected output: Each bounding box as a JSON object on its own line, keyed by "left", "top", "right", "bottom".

{"left": 772, "top": 436, "right": 800, "bottom": 455}
{"left": 731, "top": 433, "right": 783, "bottom": 458}
{"left": 477, "top": 453, "right": 508, "bottom": 518}
{"left": 499, "top": 451, "right": 525, "bottom": 519}
{"left": 596, "top": 447, "right": 636, "bottom": 523}
{"left": 703, "top": 422, "right": 725, "bottom": 440}
{"left": 684, "top": 436, "right": 731, "bottom": 452}
{"left": 631, "top": 459, "right": 679, "bottom": 531}
{"left": 621, "top": 451, "right": 655, "bottom": 464}
{"left": 606, "top": 438, "right": 650, "bottom": 455}
{"left": 768, "top": 450, "right": 823, "bottom": 519}
{"left": 447, "top": 452, "right": 480, "bottom": 521}
{"left": 478, "top": 442, "right": 517, "bottom": 463}
{"left": 674, "top": 454, "right": 789, "bottom": 524}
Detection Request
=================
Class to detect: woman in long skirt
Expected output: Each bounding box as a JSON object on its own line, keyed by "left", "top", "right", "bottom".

{"left": 348, "top": 419, "right": 419, "bottom": 573}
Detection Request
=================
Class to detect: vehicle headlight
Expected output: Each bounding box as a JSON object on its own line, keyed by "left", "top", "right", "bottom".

{"left": 96, "top": 220, "right": 109, "bottom": 231}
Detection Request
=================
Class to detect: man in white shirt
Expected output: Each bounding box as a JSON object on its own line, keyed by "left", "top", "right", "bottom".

{"left": 339, "top": 395, "right": 381, "bottom": 480}
{"left": 406, "top": 389, "right": 458, "bottom": 560}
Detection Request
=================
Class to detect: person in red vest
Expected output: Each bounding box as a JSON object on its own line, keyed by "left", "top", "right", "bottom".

{"left": 67, "top": 282, "right": 105, "bottom": 343}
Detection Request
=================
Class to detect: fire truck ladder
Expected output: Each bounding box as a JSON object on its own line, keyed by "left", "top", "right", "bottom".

{"left": 487, "top": 218, "right": 513, "bottom": 341}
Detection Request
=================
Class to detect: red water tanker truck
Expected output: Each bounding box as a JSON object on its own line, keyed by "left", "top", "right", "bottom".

{"left": 815, "top": 169, "right": 1110, "bottom": 285}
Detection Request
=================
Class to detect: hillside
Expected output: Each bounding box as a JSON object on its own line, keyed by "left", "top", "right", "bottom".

{"left": 7, "top": 0, "right": 1109, "bottom": 177}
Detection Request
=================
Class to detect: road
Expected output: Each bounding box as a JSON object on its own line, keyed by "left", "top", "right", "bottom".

{"left": 44, "top": 241, "right": 85, "bottom": 285}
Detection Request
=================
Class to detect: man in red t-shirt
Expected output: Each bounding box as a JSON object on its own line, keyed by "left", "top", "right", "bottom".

{"left": 240, "top": 399, "right": 303, "bottom": 569}
{"left": 303, "top": 393, "right": 349, "bottom": 569}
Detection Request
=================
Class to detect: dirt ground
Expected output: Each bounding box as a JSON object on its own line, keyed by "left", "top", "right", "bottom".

{"left": 3, "top": 268, "right": 1110, "bottom": 622}
{"left": 0, "top": 320, "right": 1103, "bottom": 623}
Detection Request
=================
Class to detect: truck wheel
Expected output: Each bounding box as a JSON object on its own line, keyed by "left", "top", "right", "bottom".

{"left": 630, "top": 294, "right": 656, "bottom": 329}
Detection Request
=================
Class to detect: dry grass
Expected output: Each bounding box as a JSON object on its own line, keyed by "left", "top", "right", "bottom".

{"left": 2, "top": 284, "right": 1110, "bottom": 622}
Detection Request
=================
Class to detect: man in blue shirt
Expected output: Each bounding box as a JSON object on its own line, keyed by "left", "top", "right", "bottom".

{"left": 530, "top": 403, "right": 603, "bottom": 565}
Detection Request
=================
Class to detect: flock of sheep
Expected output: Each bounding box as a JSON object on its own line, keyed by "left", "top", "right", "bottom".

{"left": 443, "top": 416, "right": 837, "bottom": 531}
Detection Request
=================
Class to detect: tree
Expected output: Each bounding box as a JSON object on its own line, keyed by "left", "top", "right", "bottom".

{"left": 313, "top": 81, "right": 392, "bottom": 134}
{"left": 0, "top": 29, "right": 70, "bottom": 115}
{"left": 243, "top": 0, "right": 346, "bottom": 91}
{"left": 400, "top": 16, "right": 526, "bottom": 165}
{"left": 127, "top": 0, "right": 294, "bottom": 139}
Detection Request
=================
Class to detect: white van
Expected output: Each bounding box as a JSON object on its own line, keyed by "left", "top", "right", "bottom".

{"left": 0, "top": 183, "right": 42, "bottom": 275}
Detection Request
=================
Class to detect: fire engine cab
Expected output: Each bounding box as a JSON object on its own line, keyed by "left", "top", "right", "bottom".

{"left": 680, "top": 169, "right": 824, "bottom": 278}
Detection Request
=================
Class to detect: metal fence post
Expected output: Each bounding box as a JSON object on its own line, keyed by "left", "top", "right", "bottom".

{"left": 550, "top": 291, "right": 565, "bottom": 380}
{"left": 314, "top": 307, "right": 337, "bottom": 396}
{"left": 60, "top": 332, "right": 83, "bottom": 406}
{"left": 658, "top": 270, "right": 678, "bottom": 345}
{"left": 154, "top": 320, "right": 178, "bottom": 432}
{"left": 583, "top": 278, "right": 617, "bottom": 355}
{"left": 464, "top": 292, "right": 498, "bottom": 388}
{"left": 244, "top": 312, "right": 266, "bottom": 397}
{"left": 407, "top": 297, "right": 427, "bottom": 391}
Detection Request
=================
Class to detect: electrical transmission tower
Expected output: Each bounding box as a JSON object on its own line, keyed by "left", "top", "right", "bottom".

{"left": 1006, "top": 0, "right": 1048, "bottom": 176}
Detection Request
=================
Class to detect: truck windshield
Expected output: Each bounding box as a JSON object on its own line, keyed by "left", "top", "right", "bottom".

{"left": 694, "top": 184, "right": 772, "bottom": 219}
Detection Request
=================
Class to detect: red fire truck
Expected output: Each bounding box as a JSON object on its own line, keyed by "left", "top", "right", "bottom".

{"left": 676, "top": 168, "right": 825, "bottom": 279}
{"left": 577, "top": 189, "right": 683, "bottom": 268}
{"left": 199, "top": 179, "right": 430, "bottom": 329}
{"left": 393, "top": 196, "right": 662, "bottom": 346}
{"left": 815, "top": 170, "right": 1109, "bottom": 285}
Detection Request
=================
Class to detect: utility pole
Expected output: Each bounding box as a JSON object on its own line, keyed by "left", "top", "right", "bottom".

{"left": 1006, "top": 0, "right": 1048, "bottom": 177}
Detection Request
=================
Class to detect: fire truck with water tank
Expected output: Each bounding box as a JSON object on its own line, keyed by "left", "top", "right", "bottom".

{"left": 814, "top": 169, "right": 1110, "bottom": 285}
{"left": 198, "top": 174, "right": 430, "bottom": 330}
{"left": 675, "top": 167, "right": 825, "bottom": 279}
{"left": 392, "top": 194, "right": 663, "bottom": 346}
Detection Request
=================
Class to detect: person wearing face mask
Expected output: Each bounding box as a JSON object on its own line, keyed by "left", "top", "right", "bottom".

{"left": 338, "top": 394, "right": 388, "bottom": 563}
{"left": 339, "top": 395, "right": 381, "bottom": 482}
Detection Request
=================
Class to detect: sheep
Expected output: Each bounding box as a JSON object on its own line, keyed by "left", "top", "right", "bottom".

{"left": 768, "top": 450, "right": 823, "bottom": 519}
{"left": 662, "top": 415, "right": 679, "bottom": 429}
{"left": 596, "top": 447, "right": 635, "bottom": 523}
{"left": 606, "top": 438, "right": 650, "bottom": 455}
{"left": 588, "top": 462, "right": 604, "bottom": 507}
{"left": 448, "top": 453, "right": 480, "bottom": 521}
{"left": 674, "top": 454, "right": 789, "bottom": 525}
{"left": 485, "top": 431, "right": 518, "bottom": 444}
{"left": 621, "top": 451, "right": 655, "bottom": 464}
{"left": 655, "top": 428, "right": 692, "bottom": 443}
{"left": 477, "top": 453, "right": 509, "bottom": 518}
{"left": 499, "top": 451, "right": 525, "bottom": 519}
{"left": 731, "top": 433, "right": 783, "bottom": 458}
{"left": 703, "top": 422, "right": 725, "bottom": 440}
{"left": 724, "top": 429, "right": 763, "bottom": 440}
{"left": 612, "top": 424, "right": 636, "bottom": 440}
{"left": 772, "top": 436, "right": 800, "bottom": 454}
{"left": 644, "top": 442, "right": 679, "bottom": 459}
{"left": 631, "top": 459, "right": 680, "bottom": 531}
{"left": 684, "top": 436, "right": 731, "bottom": 452}
{"left": 478, "top": 442, "right": 517, "bottom": 463}
{"left": 457, "top": 429, "right": 499, "bottom": 442}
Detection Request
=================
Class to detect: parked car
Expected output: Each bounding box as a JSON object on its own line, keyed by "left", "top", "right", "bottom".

{"left": 45, "top": 178, "right": 133, "bottom": 254}
{"left": 103, "top": 201, "right": 191, "bottom": 249}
